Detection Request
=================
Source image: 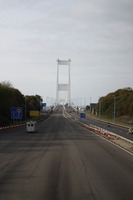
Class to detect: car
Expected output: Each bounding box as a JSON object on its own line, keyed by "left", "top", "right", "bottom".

{"left": 128, "top": 128, "right": 133, "bottom": 134}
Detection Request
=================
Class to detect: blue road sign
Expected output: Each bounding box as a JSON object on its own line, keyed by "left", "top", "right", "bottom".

{"left": 11, "top": 107, "right": 22, "bottom": 119}
{"left": 41, "top": 103, "right": 46, "bottom": 107}
{"left": 80, "top": 113, "right": 86, "bottom": 119}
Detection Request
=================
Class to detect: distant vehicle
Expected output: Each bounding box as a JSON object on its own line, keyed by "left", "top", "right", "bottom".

{"left": 128, "top": 128, "right": 133, "bottom": 134}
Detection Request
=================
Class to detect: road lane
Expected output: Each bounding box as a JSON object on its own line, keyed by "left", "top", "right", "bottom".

{"left": 0, "top": 106, "right": 133, "bottom": 200}
{"left": 68, "top": 109, "right": 133, "bottom": 141}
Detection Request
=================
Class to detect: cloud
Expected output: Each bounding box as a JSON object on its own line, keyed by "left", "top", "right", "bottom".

{"left": 0, "top": 0, "right": 133, "bottom": 102}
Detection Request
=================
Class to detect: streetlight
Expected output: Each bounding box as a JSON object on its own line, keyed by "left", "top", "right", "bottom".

{"left": 24, "top": 96, "right": 27, "bottom": 123}
{"left": 113, "top": 95, "right": 116, "bottom": 122}
{"left": 90, "top": 97, "right": 91, "bottom": 114}
{"left": 98, "top": 97, "right": 101, "bottom": 118}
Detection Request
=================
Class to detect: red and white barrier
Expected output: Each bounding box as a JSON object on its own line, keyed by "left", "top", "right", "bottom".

{"left": 81, "top": 123, "right": 118, "bottom": 140}
{"left": 0, "top": 124, "right": 25, "bottom": 131}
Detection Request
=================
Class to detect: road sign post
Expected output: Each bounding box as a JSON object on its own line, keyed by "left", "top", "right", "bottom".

{"left": 41, "top": 103, "right": 46, "bottom": 107}
{"left": 11, "top": 107, "right": 22, "bottom": 120}
{"left": 80, "top": 113, "right": 86, "bottom": 119}
{"left": 80, "top": 113, "right": 86, "bottom": 122}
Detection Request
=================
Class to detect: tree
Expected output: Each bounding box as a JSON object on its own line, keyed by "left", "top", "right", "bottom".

{"left": 25, "top": 95, "right": 42, "bottom": 118}
{"left": 97, "top": 88, "right": 133, "bottom": 119}
{"left": 0, "top": 82, "right": 25, "bottom": 125}
{"left": 86, "top": 105, "right": 90, "bottom": 111}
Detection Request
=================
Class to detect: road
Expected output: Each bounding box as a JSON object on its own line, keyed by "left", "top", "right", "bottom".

{"left": 0, "top": 105, "right": 133, "bottom": 200}
{"left": 68, "top": 108, "right": 133, "bottom": 141}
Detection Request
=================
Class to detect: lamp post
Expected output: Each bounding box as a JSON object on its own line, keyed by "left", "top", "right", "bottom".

{"left": 113, "top": 95, "right": 116, "bottom": 122}
{"left": 99, "top": 97, "right": 101, "bottom": 118}
{"left": 90, "top": 97, "right": 91, "bottom": 114}
{"left": 24, "top": 96, "right": 27, "bottom": 123}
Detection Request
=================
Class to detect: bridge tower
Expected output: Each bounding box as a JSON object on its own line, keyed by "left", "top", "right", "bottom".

{"left": 56, "top": 59, "right": 71, "bottom": 105}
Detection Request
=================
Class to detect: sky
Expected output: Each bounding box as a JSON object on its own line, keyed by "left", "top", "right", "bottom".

{"left": 0, "top": 0, "right": 133, "bottom": 106}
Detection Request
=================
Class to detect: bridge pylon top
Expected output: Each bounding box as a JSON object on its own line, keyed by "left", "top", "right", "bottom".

{"left": 57, "top": 59, "right": 71, "bottom": 65}
{"left": 56, "top": 59, "right": 71, "bottom": 105}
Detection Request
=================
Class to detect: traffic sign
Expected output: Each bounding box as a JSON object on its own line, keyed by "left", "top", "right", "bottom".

{"left": 80, "top": 113, "right": 86, "bottom": 119}
{"left": 41, "top": 103, "right": 46, "bottom": 107}
{"left": 30, "top": 111, "right": 40, "bottom": 117}
{"left": 11, "top": 107, "right": 22, "bottom": 119}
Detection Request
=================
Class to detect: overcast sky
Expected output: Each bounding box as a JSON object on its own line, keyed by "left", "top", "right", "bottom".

{"left": 0, "top": 0, "right": 133, "bottom": 105}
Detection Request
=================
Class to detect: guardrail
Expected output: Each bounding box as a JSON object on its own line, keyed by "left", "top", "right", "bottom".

{"left": 82, "top": 123, "right": 133, "bottom": 144}
{"left": 64, "top": 108, "right": 133, "bottom": 153}
{"left": 71, "top": 106, "right": 130, "bottom": 130}
{"left": 0, "top": 123, "right": 25, "bottom": 131}
{"left": 86, "top": 114, "right": 130, "bottom": 130}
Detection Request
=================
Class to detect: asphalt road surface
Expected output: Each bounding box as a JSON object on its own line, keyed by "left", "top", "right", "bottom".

{"left": 0, "top": 105, "right": 133, "bottom": 200}
{"left": 68, "top": 108, "right": 133, "bottom": 141}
